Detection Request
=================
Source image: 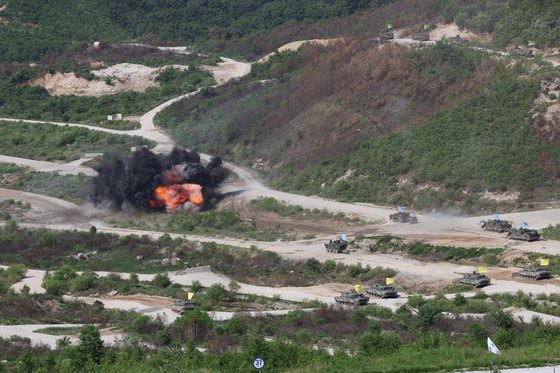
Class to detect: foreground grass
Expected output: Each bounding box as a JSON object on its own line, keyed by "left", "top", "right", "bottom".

{"left": 108, "top": 209, "right": 300, "bottom": 242}
{"left": 0, "top": 121, "right": 153, "bottom": 162}
{"left": 249, "top": 197, "right": 364, "bottom": 223}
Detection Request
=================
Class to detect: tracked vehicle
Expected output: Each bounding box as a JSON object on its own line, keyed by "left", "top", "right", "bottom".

{"left": 508, "top": 228, "right": 540, "bottom": 242}
{"left": 171, "top": 300, "right": 197, "bottom": 314}
{"left": 447, "top": 35, "right": 468, "bottom": 46}
{"left": 379, "top": 31, "right": 394, "bottom": 41}
{"left": 325, "top": 239, "right": 349, "bottom": 253}
{"left": 390, "top": 209, "right": 418, "bottom": 224}
{"left": 508, "top": 46, "right": 533, "bottom": 58}
{"left": 480, "top": 219, "right": 512, "bottom": 233}
{"left": 512, "top": 266, "right": 551, "bottom": 280}
{"left": 335, "top": 290, "right": 369, "bottom": 305}
{"left": 365, "top": 284, "right": 398, "bottom": 298}
{"left": 457, "top": 272, "right": 491, "bottom": 288}
{"left": 411, "top": 32, "right": 429, "bottom": 41}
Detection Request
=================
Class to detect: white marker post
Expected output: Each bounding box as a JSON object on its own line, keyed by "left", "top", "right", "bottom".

{"left": 253, "top": 357, "right": 265, "bottom": 372}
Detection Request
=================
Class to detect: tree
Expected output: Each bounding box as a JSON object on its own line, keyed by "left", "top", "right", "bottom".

{"left": 78, "top": 326, "right": 104, "bottom": 363}
{"left": 151, "top": 273, "right": 171, "bottom": 288}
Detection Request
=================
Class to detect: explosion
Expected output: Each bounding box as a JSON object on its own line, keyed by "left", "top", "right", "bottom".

{"left": 89, "top": 147, "right": 225, "bottom": 212}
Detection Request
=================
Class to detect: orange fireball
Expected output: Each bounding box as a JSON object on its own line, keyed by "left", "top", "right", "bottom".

{"left": 150, "top": 183, "right": 204, "bottom": 212}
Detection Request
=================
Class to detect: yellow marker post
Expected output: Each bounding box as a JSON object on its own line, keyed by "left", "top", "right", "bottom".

{"left": 354, "top": 284, "right": 363, "bottom": 292}
{"left": 187, "top": 292, "right": 194, "bottom": 300}
{"left": 478, "top": 266, "right": 488, "bottom": 274}
{"left": 540, "top": 258, "right": 550, "bottom": 266}
{"left": 386, "top": 278, "right": 395, "bottom": 285}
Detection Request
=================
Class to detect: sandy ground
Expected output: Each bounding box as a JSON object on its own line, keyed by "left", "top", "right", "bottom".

{"left": 30, "top": 63, "right": 188, "bottom": 96}
{"left": 429, "top": 23, "right": 492, "bottom": 42}
{"left": 201, "top": 57, "right": 252, "bottom": 84}
{"left": 257, "top": 39, "right": 341, "bottom": 63}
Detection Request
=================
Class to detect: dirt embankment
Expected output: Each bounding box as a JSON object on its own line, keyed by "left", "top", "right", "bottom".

{"left": 30, "top": 63, "right": 188, "bottom": 96}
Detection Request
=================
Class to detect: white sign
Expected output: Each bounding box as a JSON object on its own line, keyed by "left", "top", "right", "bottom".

{"left": 253, "top": 357, "right": 265, "bottom": 370}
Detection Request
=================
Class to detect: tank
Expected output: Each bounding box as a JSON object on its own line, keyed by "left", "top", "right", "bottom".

{"left": 411, "top": 32, "right": 429, "bottom": 41}
{"left": 171, "top": 300, "right": 197, "bottom": 314}
{"left": 457, "top": 272, "right": 491, "bottom": 288}
{"left": 334, "top": 290, "right": 369, "bottom": 305}
{"left": 508, "top": 46, "right": 533, "bottom": 58}
{"left": 379, "top": 31, "right": 394, "bottom": 41}
{"left": 389, "top": 211, "right": 418, "bottom": 224}
{"left": 512, "top": 266, "right": 551, "bottom": 280}
{"left": 325, "top": 239, "right": 348, "bottom": 253}
{"left": 507, "top": 228, "right": 540, "bottom": 242}
{"left": 365, "top": 284, "right": 398, "bottom": 298}
{"left": 480, "top": 219, "right": 512, "bottom": 233}
{"left": 447, "top": 35, "right": 469, "bottom": 46}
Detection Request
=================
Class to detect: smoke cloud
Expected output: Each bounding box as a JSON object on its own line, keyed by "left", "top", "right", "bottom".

{"left": 89, "top": 147, "right": 225, "bottom": 211}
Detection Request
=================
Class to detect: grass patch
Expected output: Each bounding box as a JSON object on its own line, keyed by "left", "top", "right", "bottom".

{"left": 249, "top": 196, "right": 363, "bottom": 223}
{"left": 108, "top": 209, "right": 298, "bottom": 242}
{"left": 34, "top": 326, "right": 85, "bottom": 336}
{"left": 0, "top": 121, "right": 153, "bottom": 162}
{"left": 542, "top": 224, "right": 560, "bottom": 240}
{"left": 8, "top": 172, "right": 92, "bottom": 204}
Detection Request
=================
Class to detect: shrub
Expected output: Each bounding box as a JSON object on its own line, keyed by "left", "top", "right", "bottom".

{"left": 151, "top": 273, "right": 171, "bottom": 288}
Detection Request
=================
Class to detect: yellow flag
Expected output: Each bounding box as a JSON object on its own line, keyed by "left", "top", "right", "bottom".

{"left": 354, "top": 284, "right": 363, "bottom": 292}
{"left": 386, "top": 277, "right": 395, "bottom": 285}
{"left": 187, "top": 292, "right": 194, "bottom": 300}
{"left": 540, "top": 258, "right": 550, "bottom": 266}
{"left": 478, "top": 266, "right": 488, "bottom": 274}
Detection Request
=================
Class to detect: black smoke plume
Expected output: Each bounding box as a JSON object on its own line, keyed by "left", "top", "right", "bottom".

{"left": 89, "top": 147, "right": 225, "bottom": 210}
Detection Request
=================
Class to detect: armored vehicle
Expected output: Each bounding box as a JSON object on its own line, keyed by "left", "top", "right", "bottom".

{"left": 507, "top": 228, "right": 540, "bottom": 242}
{"left": 447, "top": 35, "right": 469, "bottom": 46}
{"left": 480, "top": 219, "right": 512, "bottom": 233}
{"left": 325, "top": 239, "right": 348, "bottom": 253}
{"left": 457, "top": 272, "right": 491, "bottom": 288}
{"left": 411, "top": 32, "right": 429, "bottom": 41}
{"left": 171, "top": 300, "right": 197, "bottom": 314}
{"left": 512, "top": 266, "right": 551, "bottom": 280}
{"left": 508, "top": 46, "right": 533, "bottom": 58}
{"left": 390, "top": 210, "right": 418, "bottom": 224}
{"left": 365, "top": 284, "right": 398, "bottom": 298}
{"left": 379, "top": 31, "right": 394, "bottom": 41}
{"left": 335, "top": 290, "right": 369, "bottom": 305}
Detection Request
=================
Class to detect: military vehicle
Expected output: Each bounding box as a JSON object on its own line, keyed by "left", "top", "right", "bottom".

{"left": 480, "top": 218, "right": 512, "bottom": 233}
{"left": 390, "top": 208, "right": 418, "bottom": 224}
{"left": 507, "top": 228, "right": 541, "bottom": 242}
{"left": 325, "top": 239, "right": 349, "bottom": 253}
{"left": 171, "top": 300, "right": 197, "bottom": 314}
{"left": 512, "top": 266, "right": 551, "bottom": 280}
{"left": 379, "top": 31, "right": 394, "bottom": 41}
{"left": 334, "top": 290, "right": 369, "bottom": 305}
{"left": 508, "top": 46, "right": 533, "bottom": 58}
{"left": 447, "top": 35, "right": 469, "bottom": 46}
{"left": 456, "top": 272, "right": 491, "bottom": 288}
{"left": 411, "top": 32, "right": 429, "bottom": 41}
{"left": 365, "top": 284, "right": 398, "bottom": 298}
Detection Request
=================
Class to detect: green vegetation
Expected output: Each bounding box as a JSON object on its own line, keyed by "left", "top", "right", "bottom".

{"left": 0, "top": 199, "right": 30, "bottom": 220}
{"left": 448, "top": 0, "right": 560, "bottom": 48}
{"left": 0, "top": 0, "right": 378, "bottom": 62}
{"left": 272, "top": 72, "right": 560, "bottom": 210}
{"left": 0, "top": 162, "right": 26, "bottom": 175}
{"left": 0, "top": 263, "right": 26, "bottom": 294}
{"left": 542, "top": 224, "right": 560, "bottom": 240}
{"left": 0, "top": 67, "right": 213, "bottom": 122}
{"left": 34, "top": 326, "right": 85, "bottom": 336}
{"left": 0, "top": 121, "right": 152, "bottom": 161}
{"left": 10, "top": 172, "right": 91, "bottom": 203}
{"left": 109, "top": 209, "right": 299, "bottom": 241}
{"left": 249, "top": 196, "right": 361, "bottom": 223}
{"left": 5, "top": 296, "right": 560, "bottom": 372}
{"left": 0, "top": 226, "right": 395, "bottom": 286}
{"left": 366, "top": 235, "right": 504, "bottom": 262}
